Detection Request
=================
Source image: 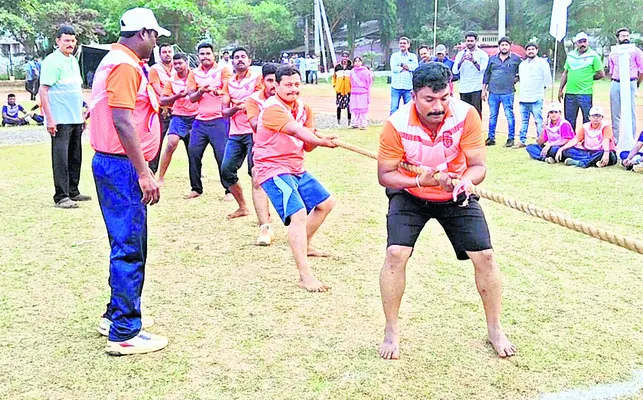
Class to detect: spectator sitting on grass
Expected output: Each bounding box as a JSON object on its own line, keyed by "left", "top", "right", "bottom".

{"left": 2, "top": 94, "right": 29, "bottom": 126}
{"left": 621, "top": 130, "right": 643, "bottom": 173}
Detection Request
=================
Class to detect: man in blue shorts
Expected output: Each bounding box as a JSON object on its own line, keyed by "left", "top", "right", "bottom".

{"left": 158, "top": 53, "right": 198, "bottom": 190}
{"left": 254, "top": 65, "right": 338, "bottom": 292}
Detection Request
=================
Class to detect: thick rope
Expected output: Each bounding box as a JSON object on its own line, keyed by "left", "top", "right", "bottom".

{"left": 320, "top": 134, "right": 643, "bottom": 255}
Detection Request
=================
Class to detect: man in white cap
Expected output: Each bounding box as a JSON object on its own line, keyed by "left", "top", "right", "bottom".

{"left": 526, "top": 102, "right": 574, "bottom": 163}
{"left": 558, "top": 32, "right": 604, "bottom": 131}
{"left": 89, "top": 7, "right": 171, "bottom": 355}
{"left": 432, "top": 44, "right": 457, "bottom": 94}
{"left": 555, "top": 106, "right": 617, "bottom": 168}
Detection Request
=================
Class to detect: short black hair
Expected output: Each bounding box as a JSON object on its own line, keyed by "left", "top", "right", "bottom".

{"left": 418, "top": 45, "right": 429, "bottom": 52}
{"left": 464, "top": 31, "right": 478, "bottom": 40}
{"left": 525, "top": 42, "right": 539, "bottom": 50}
{"left": 412, "top": 63, "right": 452, "bottom": 93}
{"left": 159, "top": 43, "right": 173, "bottom": 51}
{"left": 223, "top": 51, "right": 229, "bottom": 55}
{"left": 616, "top": 27, "right": 630, "bottom": 37}
{"left": 173, "top": 53, "right": 188, "bottom": 62}
{"left": 8, "top": 93, "right": 15, "bottom": 98}
{"left": 56, "top": 25, "right": 76, "bottom": 38}
{"left": 498, "top": 36, "right": 512, "bottom": 46}
{"left": 262, "top": 62, "right": 278, "bottom": 78}
{"left": 353, "top": 56, "right": 363, "bottom": 63}
{"left": 120, "top": 31, "right": 138, "bottom": 38}
{"left": 276, "top": 65, "right": 301, "bottom": 83}
{"left": 231, "top": 47, "right": 248, "bottom": 59}
{"left": 341, "top": 51, "right": 349, "bottom": 56}
{"left": 197, "top": 42, "right": 214, "bottom": 52}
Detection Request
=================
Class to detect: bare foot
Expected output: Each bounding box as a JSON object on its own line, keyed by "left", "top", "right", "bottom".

{"left": 297, "top": 275, "right": 330, "bottom": 292}
{"left": 184, "top": 191, "right": 201, "bottom": 200}
{"left": 307, "top": 246, "right": 330, "bottom": 257}
{"left": 379, "top": 326, "right": 400, "bottom": 360}
{"left": 488, "top": 326, "right": 516, "bottom": 358}
{"left": 227, "top": 208, "right": 250, "bottom": 219}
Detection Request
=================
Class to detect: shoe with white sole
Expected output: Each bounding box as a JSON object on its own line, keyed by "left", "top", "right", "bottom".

{"left": 105, "top": 331, "right": 168, "bottom": 356}
{"left": 97, "top": 316, "right": 155, "bottom": 336}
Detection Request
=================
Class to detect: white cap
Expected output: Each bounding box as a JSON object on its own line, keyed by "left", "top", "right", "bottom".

{"left": 548, "top": 103, "right": 563, "bottom": 113}
{"left": 120, "top": 8, "right": 170, "bottom": 37}
{"left": 574, "top": 32, "right": 589, "bottom": 42}
{"left": 435, "top": 44, "right": 447, "bottom": 54}
{"left": 589, "top": 106, "right": 604, "bottom": 116}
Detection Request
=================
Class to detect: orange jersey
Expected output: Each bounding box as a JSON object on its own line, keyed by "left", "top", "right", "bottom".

{"left": 162, "top": 71, "right": 198, "bottom": 117}
{"left": 187, "top": 64, "right": 231, "bottom": 121}
{"left": 89, "top": 44, "right": 160, "bottom": 161}
{"left": 379, "top": 100, "right": 484, "bottom": 201}
{"left": 222, "top": 71, "right": 262, "bottom": 135}
{"left": 253, "top": 95, "right": 314, "bottom": 184}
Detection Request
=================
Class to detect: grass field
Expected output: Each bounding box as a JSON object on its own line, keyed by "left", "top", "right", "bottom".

{"left": 1, "top": 112, "right": 643, "bottom": 399}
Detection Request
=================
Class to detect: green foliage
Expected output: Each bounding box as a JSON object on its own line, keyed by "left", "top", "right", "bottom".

{"left": 224, "top": 1, "right": 294, "bottom": 60}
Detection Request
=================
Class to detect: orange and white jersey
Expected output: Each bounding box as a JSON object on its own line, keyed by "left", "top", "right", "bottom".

{"left": 187, "top": 64, "right": 231, "bottom": 121}
{"left": 89, "top": 44, "right": 160, "bottom": 162}
{"left": 379, "top": 99, "right": 484, "bottom": 201}
{"left": 224, "top": 71, "right": 262, "bottom": 135}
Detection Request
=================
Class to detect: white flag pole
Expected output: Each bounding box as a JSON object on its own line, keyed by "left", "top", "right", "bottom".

{"left": 552, "top": 40, "right": 558, "bottom": 102}
{"left": 498, "top": 0, "right": 506, "bottom": 38}
{"left": 432, "top": 0, "right": 438, "bottom": 52}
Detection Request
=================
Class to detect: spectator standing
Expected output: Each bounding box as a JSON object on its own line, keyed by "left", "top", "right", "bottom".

{"left": 518, "top": 42, "right": 552, "bottom": 147}
{"left": 482, "top": 37, "right": 521, "bottom": 147}
{"left": 349, "top": 56, "right": 373, "bottom": 129}
{"left": 23, "top": 57, "right": 36, "bottom": 100}
{"left": 558, "top": 32, "right": 604, "bottom": 131}
{"left": 432, "top": 44, "right": 457, "bottom": 94}
{"left": 389, "top": 36, "right": 419, "bottom": 114}
{"left": 452, "top": 31, "right": 489, "bottom": 118}
{"left": 332, "top": 51, "right": 352, "bottom": 126}
{"left": 296, "top": 53, "right": 306, "bottom": 83}
{"left": 148, "top": 43, "right": 175, "bottom": 173}
{"left": 40, "top": 25, "right": 90, "bottom": 209}
{"left": 219, "top": 50, "right": 234, "bottom": 72}
{"left": 418, "top": 45, "right": 431, "bottom": 66}
{"left": 304, "top": 54, "right": 312, "bottom": 83}
{"left": 608, "top": 27, "right": 643, "bottom": 144}
{"left": 308, "top": 54, "right": 319, "bottom": 84}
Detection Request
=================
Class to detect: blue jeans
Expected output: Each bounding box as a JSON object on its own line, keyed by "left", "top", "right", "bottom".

{"left": 564, "top": 94, "right": 592, "bottom": 131}
{"left": 221, "top": 133, "right": 253, "bottom": 188}
{"left": 519, "top": 100, "right": 543, "bottom": 144}
{"left": 526, "top": 144, "right": 561, "bottom": 161}
{"left": 562, "top": 148, "right": 617, "bottom": 168}
{"left": 189, "top": 118, "right": 228, "bottom": 194}
{"left": 488, "top": 93, "right": 515, "bottom": 141}
{"left": 390, "top": 88, "right": 412, "bottom": 114}
{"left": 92, "top": 153, "right": 147, "bottom": 342}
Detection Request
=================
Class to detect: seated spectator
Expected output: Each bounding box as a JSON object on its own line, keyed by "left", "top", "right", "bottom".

{"left": 526, "top": 103, "right": 574, "bottom": 163}
{"left": 555, "top": 106, "right": 617, "bottom": 168}
{"left": 621, "top": 130, "right": 643, "bottom": 172}
{"left": 28, "top": 104, "right": 45, "bottom": 125}
{"left": 2, "top": 94, "right": 29, "bottom": 126}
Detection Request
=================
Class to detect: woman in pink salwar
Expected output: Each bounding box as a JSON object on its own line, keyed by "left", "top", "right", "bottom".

{"left": 349, "top": 56, "right": 373, "bottom": 129}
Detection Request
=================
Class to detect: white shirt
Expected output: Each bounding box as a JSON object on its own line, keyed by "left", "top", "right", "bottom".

{"left": 220, "top": 58, "right": 234, "bottom": 72}
{"left": 518, "top": 56, "right": 552, "bottom": 103}
{"left": 452, "top": 47, "right": 489, "bottom": 93}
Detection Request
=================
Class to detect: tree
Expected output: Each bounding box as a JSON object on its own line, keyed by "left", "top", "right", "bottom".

{"left": 225, "top": 1, "right": 295, "bottom": 60}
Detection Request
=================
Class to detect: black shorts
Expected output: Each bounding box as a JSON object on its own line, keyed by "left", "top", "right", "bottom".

{"left": 386, "top": 188, "right": 492, "bottom": 260}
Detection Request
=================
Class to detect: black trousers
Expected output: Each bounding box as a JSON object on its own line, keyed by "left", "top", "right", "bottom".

{"left": 51, "top": 124, "right": 83, "bottom": 203}
{"left": 460, "top": 90, "right": 483, "bottom": 117}
{"left": 148, "top": 112, "right": 171, "bottom": 173}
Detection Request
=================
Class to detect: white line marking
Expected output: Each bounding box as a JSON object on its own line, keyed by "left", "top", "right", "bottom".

{"left": 540, "top": 370, "right": 643, "bottom": 400}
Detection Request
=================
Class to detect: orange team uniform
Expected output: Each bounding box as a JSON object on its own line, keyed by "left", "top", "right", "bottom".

{"left": 219, "top": 71, "right": 263, "bottom": 187}
{"left": 254, "top": 95, "right": 331, "bottom": 224}
{"left": 185, "top": 64, "right": 232, "bottom": 195}
{"left": 161, "top": 71, "right": 198, "bottom": 139}
{"left": 378, "top": 100, "right": 492, "bottom": 260}
{"left": 245, "top": 89, "right": 269, "bottom": 127}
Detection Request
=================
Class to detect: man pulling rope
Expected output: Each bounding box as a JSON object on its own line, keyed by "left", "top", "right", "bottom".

{"left": 377, "top": 63, "right": 516, "bottom": 359}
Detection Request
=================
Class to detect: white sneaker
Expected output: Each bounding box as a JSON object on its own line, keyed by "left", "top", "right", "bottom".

{"left": 105, "top": 330, "right": 168, "bottom": 356}
{"left": 256, "top": 224, "right": 273, "bottom": 246}
{"left": 97, "top": 316, "right": 155, "bottom": 336}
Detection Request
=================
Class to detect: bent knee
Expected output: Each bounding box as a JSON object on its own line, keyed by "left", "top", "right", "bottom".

{"left": 385, "top": 245, "right": 412, "bottom": 267}
{"left": 470, "top": 249, "right": 496, "bottom": 269}
{"left": 317, "top": 195, "right": 335, "bottom": 212}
